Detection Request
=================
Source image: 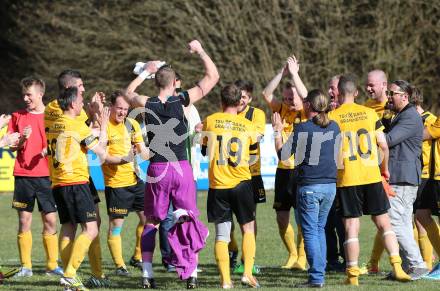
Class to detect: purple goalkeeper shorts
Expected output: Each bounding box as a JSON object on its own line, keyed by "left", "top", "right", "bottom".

{"left": 144, "top": 160, "right": 198, "bottom": 221}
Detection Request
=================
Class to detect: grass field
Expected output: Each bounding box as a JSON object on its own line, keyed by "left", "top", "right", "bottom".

{"left": 0, "top": 191, "right": 438, "bottom": 290}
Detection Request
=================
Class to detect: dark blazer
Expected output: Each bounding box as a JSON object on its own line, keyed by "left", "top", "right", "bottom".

{"left": 386, "top": 104, "right": 423, "bottom": 185}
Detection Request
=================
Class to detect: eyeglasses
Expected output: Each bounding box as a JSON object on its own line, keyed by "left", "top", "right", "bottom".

{"left": 386, "top": 90, "right": 406, "bottom": 97}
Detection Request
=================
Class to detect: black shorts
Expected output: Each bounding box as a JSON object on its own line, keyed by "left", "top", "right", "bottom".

{"left": 12, "top": 176, "right": 56, "bottom": 213}
{"left": 273, "top": 168, "right": 297, "bottom": 210}
{"left": 207, "top": 180, "right": 256, "bottom": 225}
{"left": 414, "top": 178, "right": 429, "bottom": 213}
{"left": 53, "top": 183, "right": 97, "bottom": 224}
{"left": 105, "top": 180, "right": 145, "bottom": 218}
{"left": 336, "top": 182, "right": 390, "bottom": 218}
{"left": 89, "top": 177, "right": 100, "bottom": 204}
{"left": 416, "top": 179, "right": 440, "bottom": 216}
{"left": 251, "top": 175, "right": 266, "bottom": 204}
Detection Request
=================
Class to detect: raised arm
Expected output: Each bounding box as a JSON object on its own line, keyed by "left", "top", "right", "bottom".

{"left": 186, "top": 40, "right": 220, "bottom": 104}
{"left": 90, "top": 107, "right": 110, "bottom": 161}
{"left": 287, "top": 55, "right": 308, "bottom": 98}
{"left": 125, "top": 61, "right": 161, "bottom": 107}
{"left": 262, "top": 66, "right": 286, "bottom": 112}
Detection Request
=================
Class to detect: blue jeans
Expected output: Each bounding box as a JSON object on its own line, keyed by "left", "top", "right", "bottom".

{"left": 297, "top": 183, "right": 336, "bottom": 284}
{"left": 159, "top": 203, "right": 174, "bottom": 266}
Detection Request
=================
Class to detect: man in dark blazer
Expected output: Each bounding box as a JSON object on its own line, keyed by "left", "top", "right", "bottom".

{"left": 385, "top": 80, "right": 429, "bottom": 280}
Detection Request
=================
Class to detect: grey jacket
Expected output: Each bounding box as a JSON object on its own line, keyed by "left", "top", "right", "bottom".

{"left": 386, "top": 104, "right": 423, "bottom": 185}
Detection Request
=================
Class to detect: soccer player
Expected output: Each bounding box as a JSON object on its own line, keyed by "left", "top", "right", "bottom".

{"left": 364, "top": 69, "right": 393, "bottom": 131}
{"left": 227, "top": 79, "right": 266, "bottom": 275}
{"left": 328, "top": 75, "right": 340, "bottom": 110}
{"left": 101, "top": 90, "right": 149, "bottom": 276}
{"left": 8, "top": 77, "right": 63, "bottom": 277}
{"left": 363, "top": 69, "right": 393, "bottom": 274}
{"left": 364, "top": 70, "right": 388, "bottom": 117}
{"left": 328, "top": 74, "right": 410, "bottom": 285}
{"left": 125, "top": 39, "right": 219, "bottom": 289}
{"left": 324, "top": 75, "right": 346, "bottom": 272}
{"left": 411, "top": 87, "right": 437, "bottom": 271}
{"left": 421, "top": 115, "right": 440, "bottom": 278}
{"left": 45, "top": 69, "right": 109, "bottom": 288}
{"left": 201, "top": 84, "right": 260, "bottom": 288}
{"left": 46, "top": 87, "right": 108, "bottom": 290}
{"left": 262, "top": 55, "right": 308, "bottom": 270}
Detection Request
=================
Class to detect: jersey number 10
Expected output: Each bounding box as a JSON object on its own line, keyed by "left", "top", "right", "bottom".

{"left": 345, "top": 129, "right": 372, "bottom": 161}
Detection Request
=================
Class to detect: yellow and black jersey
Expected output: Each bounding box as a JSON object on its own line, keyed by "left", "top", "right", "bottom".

{"left": 328, "top": 103, "right": 384, "bottom": 187}
{"left": 426, "top": 115, "right": 440, "bottom": 180}
{"left": 102, "top": 118, "right": 144, "bottom": 188}
{"left": 364, "top": 98, "right": 393, "bottom": 130}
{"left": 201, "top": 112, "right": 258, "bottom": 189}
{"left": 44, "top": 99, "right": 88, "bottom": 130}
{"left": 46, "top": 114, "right": 98, "bottom": 187}
{"left": 238, "top": 105, "right": 266, "bottom": 176}
{"left": 421, "top": 111, "right": 437, "bottom": 179}
{"left": 364, "top": 99, "right": 388, "bottom": 119}
{"left": 276, "top": 103, "right": 307, "bottom": 169}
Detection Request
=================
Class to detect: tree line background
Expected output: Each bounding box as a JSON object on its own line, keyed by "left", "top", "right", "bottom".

{"left": 1, "top": 0, "right": 439, "bottom": 119}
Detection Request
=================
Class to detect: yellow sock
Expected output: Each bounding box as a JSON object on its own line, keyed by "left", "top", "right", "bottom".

{"left": 368, "top": 231, "right": 384, "bottom": 268}
{"left": 60, "top": 237, "right": 73, "bottom": 270}
{"left": 389, "top": 255, "right": 411, "bottom": 282}
{"left": 64, "top": 234, "right": 92, "bottom": 278}
{"left": 278, "top": 224, "right": 297, "bottom": 268}
{"left": 293, "top": 225, "right": 307, "bottom": 270}
{"left": 425, "top": 220, "right": 440, "bottom": 257}
{"left": 419, "top": 234, "right": 434, "bottom": 270}
{"left": 228, "top": 230, "right": 239, "bottom": 253}
{"left": 88, "top": 234, "right": 103, "bottom": 278}
{"left": 345, "top": 266, "right": 360, "bottom": 286}
{"left": 215, "top": 241, "right": 231, "bottom": 285}
{"left": 413, "top": 223, "right": 419, "bottom": 243}
{"left": 108, "top": 234, "right": 125, "bottom": 268}
{"left": 242, "top": 232, "right": 256, "bottom": 277}
{"left": 43, "top": 233, "right": 59, "bottom": 270}
{"left": 133, "top": 222, "right": 143, "bottom": 261}
{"left": 17, "top": 231, "right": 32, "bottom": 269}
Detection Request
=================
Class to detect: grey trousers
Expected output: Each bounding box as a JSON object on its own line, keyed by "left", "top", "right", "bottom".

{"left": 388, "top": 185, "right": 426, "bottom": 270}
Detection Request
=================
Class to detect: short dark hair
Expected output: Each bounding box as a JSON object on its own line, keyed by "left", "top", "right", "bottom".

{"left": 221, "top": 84, "right": 241, "bottom": 107}
{"left": 155, "top": 66, "right": 175, "bottom": 89}
{"left": 234, "top": 79, "right": 254, "bottom": 94}
{"left": 109, "top": 89, "right": 126, "bottom": 105}
{"left": 338, "top": 73, "right": 358, "bottom": 96}
{"left": 57, "top": 87, "right": 78, "bottom": 111}
{"left": 58, "top": 69, "right": 82, "bottom": 91}
{"left": 21, "top": 76, "right": 45, "bottom": 93}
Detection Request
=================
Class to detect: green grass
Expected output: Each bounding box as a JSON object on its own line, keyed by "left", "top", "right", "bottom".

{"left": 0, "top": 191, "right": 438, "bottom": 290}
